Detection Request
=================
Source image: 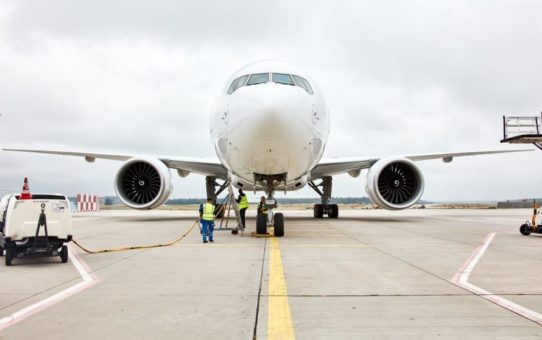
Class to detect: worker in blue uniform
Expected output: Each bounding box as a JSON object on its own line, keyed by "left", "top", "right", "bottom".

{"left": 199, "top": 197, "right": 215, "bottom": 243}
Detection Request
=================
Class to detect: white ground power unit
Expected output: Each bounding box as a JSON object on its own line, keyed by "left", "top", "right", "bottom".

{"left": 0, "top": 194, "right": 73, "bottom": 266}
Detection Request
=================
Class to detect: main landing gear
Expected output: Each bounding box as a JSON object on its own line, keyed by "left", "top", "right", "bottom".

{"left": 309, "top": 176, "right": 339, "bottom": 219}
{"left": 313, "top": 203, "right": 338, "bottom": 219}
{"left": 206, "top": 176, "right": 229, "bottom": 218}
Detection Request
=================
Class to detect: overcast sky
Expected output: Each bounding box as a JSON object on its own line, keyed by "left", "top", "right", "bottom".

{"left": 0, "top": 0, "right": 541, "bottom": 202}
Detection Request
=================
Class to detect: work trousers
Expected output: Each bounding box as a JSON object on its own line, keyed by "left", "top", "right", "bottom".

{"left": 201, "top": 220, "right": 214, "bottom": 242}
{"left": 240, "top": 208, "right": 247, "bottom": 228}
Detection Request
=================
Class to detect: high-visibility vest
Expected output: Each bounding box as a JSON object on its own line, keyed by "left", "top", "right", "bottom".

{"left": 259, "top": 203, "right": 268, "bottom": 214}
{"left": 239, "top": 195, "right": 250, "bottom": 209}
{"left": 202, "top": 203, "right": 215, "bottom": 221}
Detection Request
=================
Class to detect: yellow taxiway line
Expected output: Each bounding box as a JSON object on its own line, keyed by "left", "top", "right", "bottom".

{"left": 268, "top": 237, "right": 295, "bottom": 340}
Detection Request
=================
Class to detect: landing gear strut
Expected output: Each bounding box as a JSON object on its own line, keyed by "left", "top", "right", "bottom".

{"left": 309, "top": 176, "right": 339, "bottom": 218}
{"left": 206, "top": 176, "right": 229, "bottom": 218}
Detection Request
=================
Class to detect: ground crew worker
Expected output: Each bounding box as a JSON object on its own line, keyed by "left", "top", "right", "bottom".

{"left": 236, "top": 189, "right": 249, "bottom": 228}
{"left": 257, "top": 196, "right": 268, "bottom": 220}
{"left": 199, "top": 197, "right": 215, "bottom": 243}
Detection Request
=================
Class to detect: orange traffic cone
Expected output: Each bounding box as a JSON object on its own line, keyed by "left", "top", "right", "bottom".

{"left": 20, "top": 177, "right": 32, "bottom": 200}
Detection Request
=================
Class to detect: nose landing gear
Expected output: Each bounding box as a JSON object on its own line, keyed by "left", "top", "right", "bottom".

{"left": 255, "top": 200, "right": 285, "bottom": 237}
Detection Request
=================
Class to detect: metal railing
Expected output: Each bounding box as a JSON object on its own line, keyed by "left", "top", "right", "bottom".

{"left": 503, "top": 114, "right": 542, "bottom": 139}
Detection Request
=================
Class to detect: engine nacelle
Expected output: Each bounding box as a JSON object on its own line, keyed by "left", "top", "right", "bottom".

{"left": 366, "top": 157, "right": 424, "bottom": 210}
{"left": 114, "top": 157, "right": 173, "bottom": 210}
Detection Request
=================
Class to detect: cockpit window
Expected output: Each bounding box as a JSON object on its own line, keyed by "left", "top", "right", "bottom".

{"left": 227, "top": 77, "right": 240, "bottom": 94}
{"left": 227, "top": 73, "right": 313, "bottom": 95}
{"left": 292, "top": 75, "right": 313, "bottom": 94}
{"left": 247, "top": 73, "right": 269, "bottom": 86}
{"left": 272, "top": 73, "right": 295, "bottom": 85}
{"left": 227, "top": 75, "right": 249, "bottom": 94}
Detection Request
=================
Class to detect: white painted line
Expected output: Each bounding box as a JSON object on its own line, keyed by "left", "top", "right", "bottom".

{"left": 0, "top": 245, "right": 99, "bottom": 331}
{"left": 451, "top": 233, "right": 542, "bottom": 325}
{"left": 451, "top": 233, "right": 495, "bottom": 284}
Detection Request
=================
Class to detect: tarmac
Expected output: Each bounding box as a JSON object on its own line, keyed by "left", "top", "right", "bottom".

{"left": 1, "top": 208, "right": 542, "bottom": 339}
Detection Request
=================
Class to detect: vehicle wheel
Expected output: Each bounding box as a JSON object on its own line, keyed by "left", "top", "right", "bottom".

{"left": 0, "top": 245, "right": 3, "bottom": 257}
{"left": 274, "top": 213, "right": 284, "bottom": 237}
{"left": 60, "top": 245, "right": 68, "bottom": 263}
{"left": 231, "top": 229, "right": 238, "bottom": 235}
{"left": 520, "top": 224, "right": 532, "bottom": 236}
{"left": 314, "top": 204, "right": 324, "bottom": 218}
{"left": 256, "top": 213, "right": 267, "bottom": 234}
{"left": 5, "top": 243, "right": 13, "bottom": 266}
{"left": 329, "top": 204, "right": 339, "bottom": 218}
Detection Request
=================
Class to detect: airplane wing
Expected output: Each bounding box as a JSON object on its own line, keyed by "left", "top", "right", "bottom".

{"left": 2, "top": 148, "right": 228, "bottom": 178}
{"left": 310, "top": 149, "right": 531, "bottom": 179}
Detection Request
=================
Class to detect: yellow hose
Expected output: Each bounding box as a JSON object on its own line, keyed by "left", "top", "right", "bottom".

{"left": 71, "top": 218, "right": 199, "bottom": 254}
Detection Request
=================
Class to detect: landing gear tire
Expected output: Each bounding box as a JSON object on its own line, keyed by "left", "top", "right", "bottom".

{"left": 60, "top": 245, "right": 68, "bottom": 263}
{"left": 0, "top": 245, "right": 3, "bottom": 257}
{"left": 256, "top": 213, "right": 267, "bottom": 234}
{"left": 520, "top": 224, "right": 532, "bottom": 236}
{"left": 231, "top": 229, "right": 238, "bottom": 235}
{"left": 329, "top": 204, "right": 339, "bottom": 218}
{"left": 274, "top": 213, "right": 284, "bottom": 237}
{"left": 314, "top": 204, "right": 324, "bottom": 218}
{"left": 5, "top": 243, "right": 13, "bottom": 266}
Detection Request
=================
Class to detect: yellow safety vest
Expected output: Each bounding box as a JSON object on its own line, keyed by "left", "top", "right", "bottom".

{"left": 239, "top": 195, "right": 250, "bottom": 209}
{"left": 259, "top": 203, "right": 268, "bottom": 214}
{"left": 202, "top": 203, "right": 215, "bottom": 221}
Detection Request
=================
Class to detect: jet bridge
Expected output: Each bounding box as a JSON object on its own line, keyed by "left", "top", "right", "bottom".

{"left": 501, "top": 114, "right": 542, "bottom": 150}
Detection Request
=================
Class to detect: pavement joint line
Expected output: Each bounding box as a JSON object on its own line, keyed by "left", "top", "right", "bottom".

{"left": 320, "top": 221, "right": 519, "bottom": 304}
{"left": 450, "top": 232, "right": 542, "bottom": 326}
{"left": 332, "top": 217, "right": 501, "bottom": 250}
{"left": 0, "top": 246, "right": 100, "bottom": 331}
{"left": 177, "top": 243, "right": 366, "bottom": 247}
{"left": 268, "top": 237, "right": 295, "bottom": 340}
{"left": 252, "top": 238, "right": 267, "bottom": 340}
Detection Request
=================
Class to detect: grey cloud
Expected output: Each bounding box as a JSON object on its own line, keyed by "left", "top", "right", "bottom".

{"left": 0, "top": 0, "right": 541, "bottom": 201}
{"left": 3, "top": 0, "right": 308, "bottom": 45}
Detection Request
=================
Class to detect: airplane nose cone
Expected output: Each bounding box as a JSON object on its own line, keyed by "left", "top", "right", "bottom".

{"left": 215, "top": 81, "right": 327, "bottom": 181}
{"left": 244, "top": 84, "right": 311, "bottom": 140}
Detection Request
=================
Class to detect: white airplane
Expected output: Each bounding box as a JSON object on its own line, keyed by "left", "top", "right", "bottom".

{"left": 4, "top": 60, "right": 527, "bottom": 236}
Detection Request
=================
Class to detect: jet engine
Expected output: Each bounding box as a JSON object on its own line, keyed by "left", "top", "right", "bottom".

{"left": 114, "top": 157, "right": 173, "bottom": 210}
{"left": 365, "top": 157, "right": 424, "bottom": 210}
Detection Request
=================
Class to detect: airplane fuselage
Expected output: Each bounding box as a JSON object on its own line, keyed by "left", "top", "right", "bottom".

{"left": 210, "top": 60, "right": 330, "bottom": 192}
